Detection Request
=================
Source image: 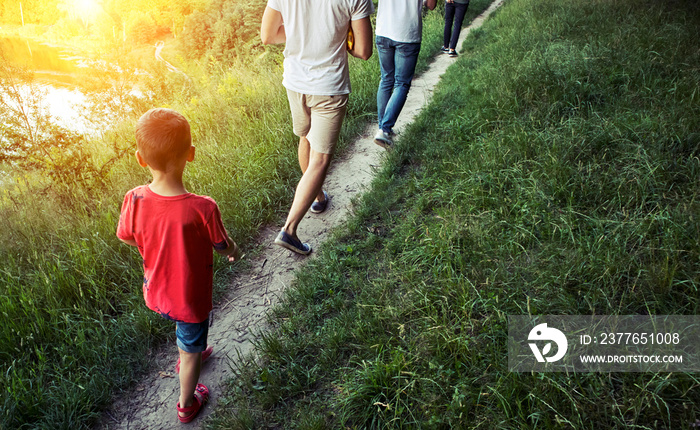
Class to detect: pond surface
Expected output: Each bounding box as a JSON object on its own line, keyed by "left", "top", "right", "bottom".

{"left": 0, "top": 36, "right": 94, "bottom": 132}
{"left": 0, "top": 36, "right": 85, "bottom": 87}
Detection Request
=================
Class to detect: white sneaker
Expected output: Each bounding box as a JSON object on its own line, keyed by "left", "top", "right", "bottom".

{"left": 373, "top": 129, "right": 394, "bottom": 149}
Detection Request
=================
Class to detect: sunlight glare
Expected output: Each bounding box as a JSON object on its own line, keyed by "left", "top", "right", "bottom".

{"left": 75, "top": 0, "right": 99, "bottom": 23}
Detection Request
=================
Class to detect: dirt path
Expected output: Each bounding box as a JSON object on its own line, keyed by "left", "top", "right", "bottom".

{"left": 98, "top": 2, "right": 503, "bottom": 428}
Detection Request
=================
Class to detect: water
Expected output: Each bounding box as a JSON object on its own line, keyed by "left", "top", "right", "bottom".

{"left": 0, "top": 36, "right": 93, "bottom": 133}
{"left": 0, "top": 36, "right": 84, "bottom": 85}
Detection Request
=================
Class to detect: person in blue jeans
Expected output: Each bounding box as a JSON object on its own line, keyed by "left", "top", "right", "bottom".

{"left": 441, "top": 0, "right": 470, "bottom": 57}
{"left": 374, "top": 0, "right": 437, "bottom": 149}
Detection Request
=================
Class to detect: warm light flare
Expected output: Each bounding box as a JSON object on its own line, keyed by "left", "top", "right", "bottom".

{"left": 76, "top": 0, "right": 98, "bottom": 11}
{"left": 74, "top": 0, "right": 100, "bottom": 25}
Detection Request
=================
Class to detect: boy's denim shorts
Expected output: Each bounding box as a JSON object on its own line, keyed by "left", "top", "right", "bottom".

{"left": 175, "top": 318, "right": 209, "bottom": 353}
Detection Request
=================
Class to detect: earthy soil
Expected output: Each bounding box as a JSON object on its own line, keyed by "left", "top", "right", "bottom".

{"left": 97, "top": 2, "right": 503, "bottom": 428}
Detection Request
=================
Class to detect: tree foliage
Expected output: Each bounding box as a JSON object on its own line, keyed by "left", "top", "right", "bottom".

{"left": 180, "top": 0, "right": 267, "bottom": 63}
{"left": 0, "top": 0, "right": 58, "bottom": 25}
{"left": 1, "top": 0, "right": 205, "bottom": 46}
{"left": 0, "top": 0, "right": 269, "bottom": 57}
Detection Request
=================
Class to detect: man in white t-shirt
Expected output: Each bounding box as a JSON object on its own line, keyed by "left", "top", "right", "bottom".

{"left": 261, "top": 0, "right": 373, "bottom": 255}
{"left": 374, "top": 0, "right": 437, "bottom": 149}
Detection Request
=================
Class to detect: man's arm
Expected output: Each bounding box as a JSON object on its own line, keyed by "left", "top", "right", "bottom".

{"left": 425, "top": 0, "right": 437, "bottom": 10}
{"left": 348, "top": 16, "right": 372, "bottom": 60}
{"left": 260, "top": 6, "right": 285, "bottom": 45}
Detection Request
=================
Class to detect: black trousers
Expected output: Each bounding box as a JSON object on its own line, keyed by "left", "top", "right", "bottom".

{"left": 444, "top": 2, "right": 469, "bottom": 50}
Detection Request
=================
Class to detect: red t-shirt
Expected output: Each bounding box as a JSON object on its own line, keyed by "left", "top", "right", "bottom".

{"left": 117, "top": 185, "right": 230, "bottom": 323}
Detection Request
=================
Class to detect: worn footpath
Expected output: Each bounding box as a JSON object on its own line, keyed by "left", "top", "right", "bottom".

{"left": 99, "top": 2, "right": 503, "bottom": 427}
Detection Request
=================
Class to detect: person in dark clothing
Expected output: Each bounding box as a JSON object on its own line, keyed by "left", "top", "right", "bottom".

{"left": 441, "top": 0, "right": 469, "bottom": 57}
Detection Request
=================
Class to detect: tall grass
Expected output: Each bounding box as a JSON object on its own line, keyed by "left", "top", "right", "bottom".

{"left": 207, "top": 0, "right": 700, "bottom": 428}
{"left": 0, "top": 4, "right": 389, "bottom": 428}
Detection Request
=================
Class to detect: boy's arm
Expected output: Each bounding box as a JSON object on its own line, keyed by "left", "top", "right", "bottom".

{"left": 260, "top": 6, "right": 285, "bottom": 45}
{"left": 215, "top": 235, "right": 241, "bottom": 262}
{"left": 119, "top": 237, "right": 138, "bottom": 247}
{"left": 209, "top": 205, "right": 241, "bottom": 262}
{"left": 348, "top": 16, "right": 372, "bottom": 60}
{"left": 116, "top": 192, "right": 138, "bottom": 247}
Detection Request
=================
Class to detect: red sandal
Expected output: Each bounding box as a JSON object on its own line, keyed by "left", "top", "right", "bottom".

{"left": 176, "top": 346, "right": 213, "bottom": 373}
{"left": 176, "top": 383, "right": 209, "bottom": 423}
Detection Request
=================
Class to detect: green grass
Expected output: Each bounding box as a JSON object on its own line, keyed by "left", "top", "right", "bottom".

{"left": 206, "top": 0, "right": 700, "bottom": 428}
{"left": 0, "top": 2, "right": 433, "bottom": 427}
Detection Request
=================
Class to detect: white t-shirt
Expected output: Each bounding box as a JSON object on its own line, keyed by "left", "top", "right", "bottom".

{"left": 267, "top": 0, "right": 373, "bottom": 95}
{"left": 376, "top": 0, "right": 424, "bottom": 44}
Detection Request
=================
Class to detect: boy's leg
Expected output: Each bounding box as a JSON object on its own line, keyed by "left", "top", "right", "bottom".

{"left": 175, "top": 320, "right": 209, "bottom": 418}
{"left": 178, "top": 349, "right": 202, "bottom": 417}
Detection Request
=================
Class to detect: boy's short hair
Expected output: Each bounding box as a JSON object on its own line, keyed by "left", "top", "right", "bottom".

{"left": 135, "top": 108, "right": 192, "bottom": 171}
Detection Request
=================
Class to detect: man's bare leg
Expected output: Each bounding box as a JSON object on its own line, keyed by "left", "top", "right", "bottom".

{"left": 298, "top": 136, "right": 327, "bottom": 203}
{"left": 283, "top": 146, "right": 332, "bottom": 239}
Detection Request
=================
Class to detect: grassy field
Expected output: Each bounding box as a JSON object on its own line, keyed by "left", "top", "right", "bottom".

{"left": 0, "top": 1, "right": 475, "bottom": 428}
{"left": 206, "top": 0, "right": 700, "bottom": 428}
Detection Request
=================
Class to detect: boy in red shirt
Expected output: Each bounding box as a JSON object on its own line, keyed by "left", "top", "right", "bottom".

{"left": 117, "top": 108, "right": 240, "bottom": 423}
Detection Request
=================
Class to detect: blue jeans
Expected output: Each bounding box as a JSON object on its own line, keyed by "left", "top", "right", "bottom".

{"left": 376, "top": 36, "right": 421, "bottom": 134}
{"left": 444, "top": 2, "right": 469, "bottom": 50}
